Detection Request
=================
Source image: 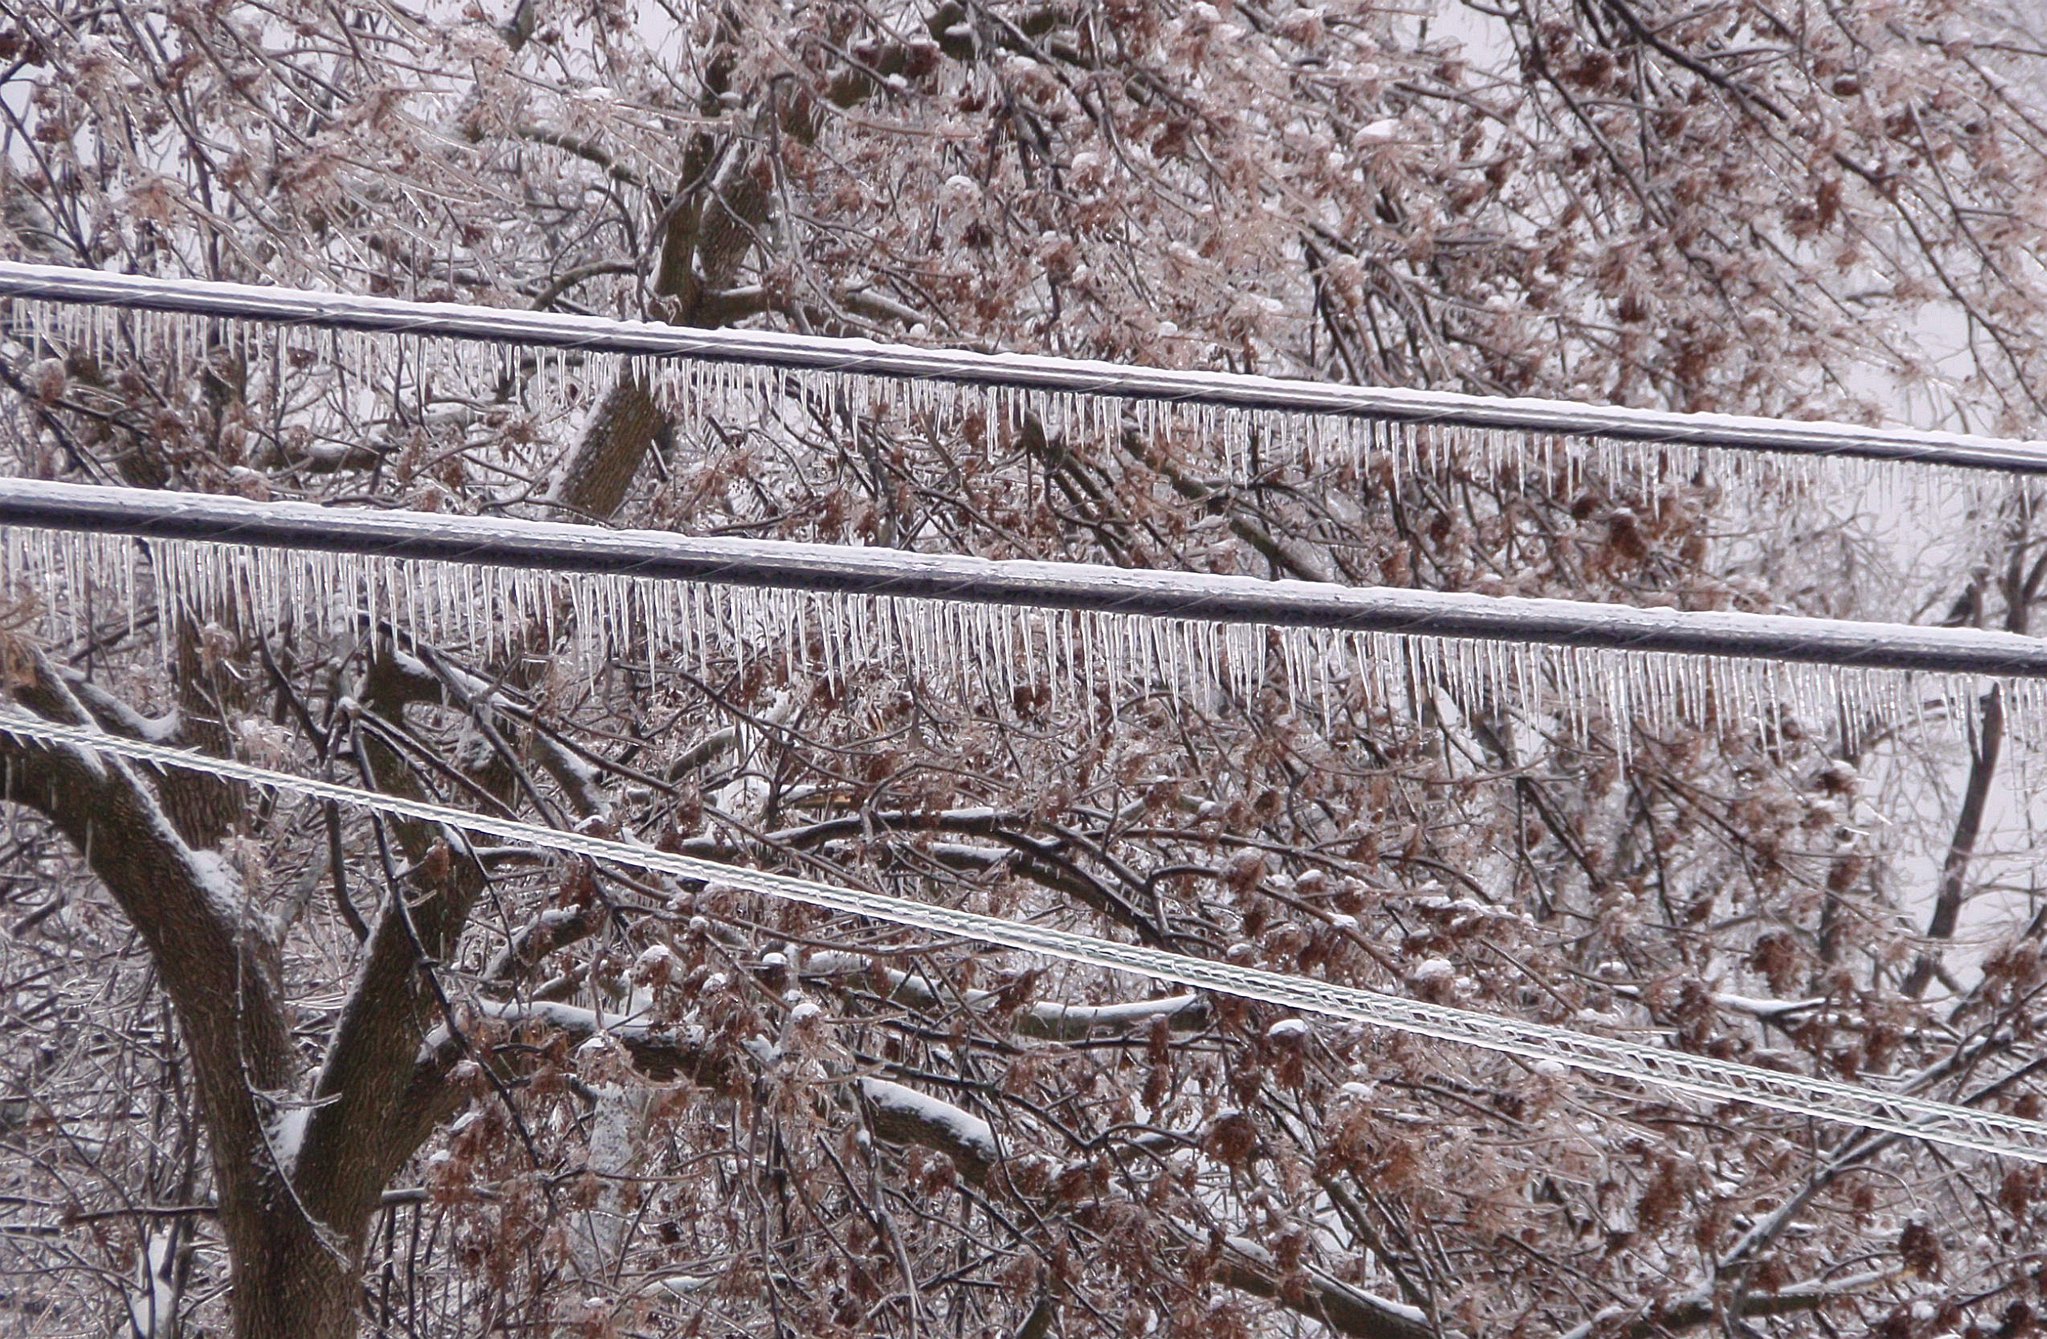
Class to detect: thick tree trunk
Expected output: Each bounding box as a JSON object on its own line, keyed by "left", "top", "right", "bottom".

{"left": 0, "top": 662, "right": 361, "bottom": 1339}
{"left": 224, "top": 1209, "right": 361, "bottom": 1339}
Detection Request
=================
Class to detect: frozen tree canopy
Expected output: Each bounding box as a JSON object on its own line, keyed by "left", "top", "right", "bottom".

{"left": 7, "top": 4, "right": 2047, "bottom": 1339}
{"left": 9, "top": 710, "right": 2045, "bottom": 1163}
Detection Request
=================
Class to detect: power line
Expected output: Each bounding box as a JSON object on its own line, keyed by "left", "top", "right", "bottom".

{"left": 1, "top": 713, "right": 2039, "bottom": 1162}
{"left": 6, "top": 477, "right": 2047, "bottom": 680}
{"left": 2, "top": 261, "right": 2044, "bottom": 473}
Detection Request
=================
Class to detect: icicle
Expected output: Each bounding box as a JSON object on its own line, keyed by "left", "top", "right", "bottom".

{"left": 8, "top": 522, "right": 2047, "bottom": 773}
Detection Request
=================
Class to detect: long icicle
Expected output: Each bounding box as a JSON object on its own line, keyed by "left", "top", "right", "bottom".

{"left": 0, "top": 499, "right": 2032, "bottom": 754}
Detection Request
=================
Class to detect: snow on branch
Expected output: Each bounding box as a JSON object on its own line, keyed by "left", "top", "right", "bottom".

{"left": 1557, "top": 1268, "right": 1901, "bottom": 1339}
{"left": 1207, "top": 1231, "right": 1435, "bottom": 1339}
{"left": 5, "top": 713, "right": 2046, "bottom": 1165}
{"left": 804, "top": 952, "right": 1208, "bottom": 1039}
{"left": 3, "top": 261, "right": 2044, "bottom": 475}
{"left": 422, "top": 998, "right": 715, "bottom": 1083}
{"left": 857, "top": 1078, "right": 1001, "bottom": 1178}
{"left": 5, "top": 478, "right": 2046, "bottom": 755}
{"left": 853, "top": 1074, "right": 1437, "bottom": 1339}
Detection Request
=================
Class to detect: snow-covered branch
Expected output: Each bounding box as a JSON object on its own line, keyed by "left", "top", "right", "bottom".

{"left": 465, "top": 999, "right": 714, "bottom": 1082}
{"left": 1207, "top": 1232, "right": 1437, "bottom": 1339}
{"left": 805, "top": 952, "right": 1208, "bottom": 1040}
{"left": 858, "top": 1078, "right": 1003, "bottom": 1181}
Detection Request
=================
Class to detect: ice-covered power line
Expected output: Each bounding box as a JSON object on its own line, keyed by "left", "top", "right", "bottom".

{"left": 2, "top": 712, "right": 2041, "bottom": 1163}
{"left": 9, "top": 478, "right": 2047, "bottom": 675}
{"left": 6, "top": 478, "right": 2046, "bottom": 754}
{"left": 2, "top": 260, "right": 2045, "bottom": 476}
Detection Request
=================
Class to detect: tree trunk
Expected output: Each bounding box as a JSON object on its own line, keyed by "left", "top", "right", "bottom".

{"left": 225, "top": 1212, "right": 361, "bottom": 1339}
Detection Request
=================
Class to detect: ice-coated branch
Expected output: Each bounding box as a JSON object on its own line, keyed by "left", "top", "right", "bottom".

{"left": 1206, "top": 1231, "right": 1437, "bottom": 1339}
{"left": 5, "top": 477, "right": 2047, "bottom": 678}
{"left": 849, "top": 1073, "right": 1437, "bottom": 1339}
{"left": 1555, "top": 1271, "right": 1900, "bottom": 1339}
{"left": 2, "top": 261, "right": 2045, "bottom": 472}
{"left": 4, "top": 714, "right": 2045, "bottom": 1164}
{"left": 803, "top": 951, "right": 1209, "bottom": 1039}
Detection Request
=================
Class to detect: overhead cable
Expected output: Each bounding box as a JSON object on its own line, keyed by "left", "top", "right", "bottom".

{"left": 1, "top": 261, "right": 2044, "bottom": 474}
{"left": 4, "top": 478, "right": 2047, "bottom": 680}
{"left": 1, "top": 713, "right": 2041, "bottom": 1163}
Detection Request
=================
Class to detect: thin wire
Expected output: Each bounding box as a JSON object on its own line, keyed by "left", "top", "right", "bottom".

{"left": 6, "top": 478, "right": 2047, "bottom": 677}
{"left": 4, "top": 713, "right": 2043, "bottom": 1163}
{"left": 2, "top": 261, "right": 2045, "bottom": 472}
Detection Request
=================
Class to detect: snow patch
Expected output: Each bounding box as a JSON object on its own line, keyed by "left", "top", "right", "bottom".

{"left": 125, "top": 1229, "right": 177, "bottom": 1338}
{"left": 859, "top": 1079, "right": 999, "bottom": 1165}
{"left": 269, "top": 1104, "right": 312, "bottom": 1172}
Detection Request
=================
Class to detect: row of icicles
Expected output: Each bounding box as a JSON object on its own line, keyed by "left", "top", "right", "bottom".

{"left": 1, "top": 297, "right": 2022, "bottom": 515}
{"left": 2, "top": 297, "right": 2040, "bottom": 765}
{"left": 5, "top": 526, "right": 2042, "bottom": 764}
